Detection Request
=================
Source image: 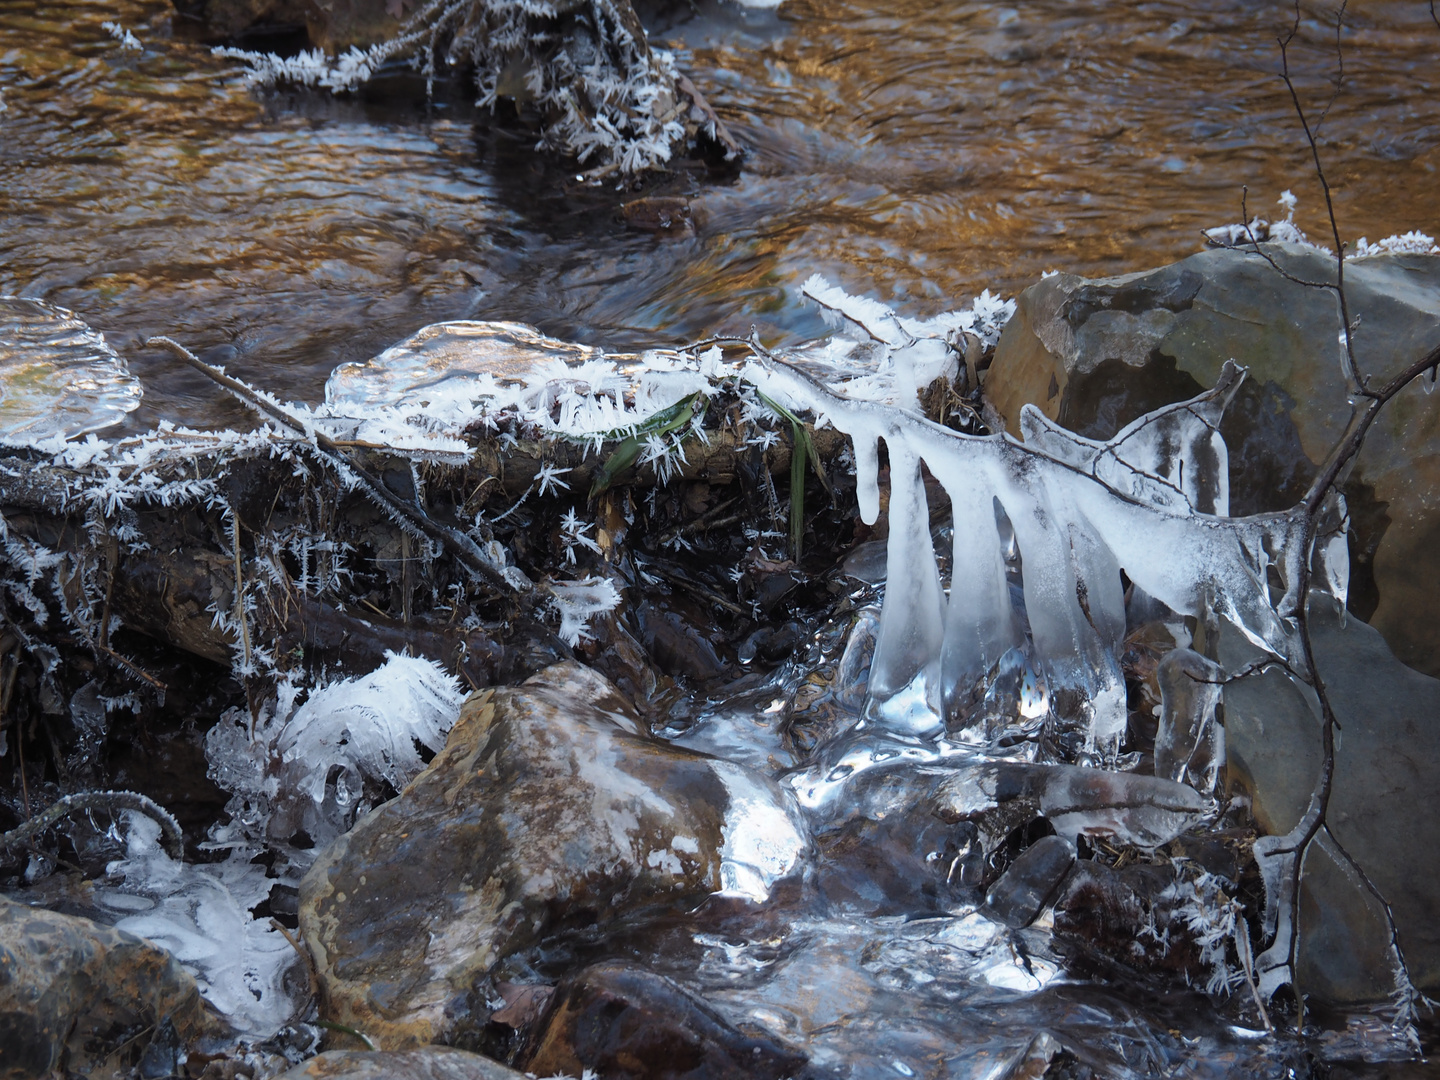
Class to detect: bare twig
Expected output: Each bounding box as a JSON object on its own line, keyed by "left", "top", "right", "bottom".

{"left": 1277, "top": 0, "right": 1361, "bottom": 393}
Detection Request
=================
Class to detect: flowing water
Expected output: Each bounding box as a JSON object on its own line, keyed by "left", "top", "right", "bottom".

{"left": 2, "top": 0, "right": 1438, "bottom": 434}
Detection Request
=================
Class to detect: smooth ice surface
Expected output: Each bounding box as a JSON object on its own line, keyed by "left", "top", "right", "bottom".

{"left": 713, "top": 760, "right": 810, "bottom": 902}
{"left": 103, "top": 813, "right": 301, "bottom": 1036}
{"left": 1155, "top": 648, "right": 1225, "bottom": 794}
{"left": 0, "top": 297, "right": 142, "bottom": 447}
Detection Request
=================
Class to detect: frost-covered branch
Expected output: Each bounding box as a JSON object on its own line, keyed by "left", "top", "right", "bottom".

{"left": 1, "top": 789, "right": 183, "bottom": 860}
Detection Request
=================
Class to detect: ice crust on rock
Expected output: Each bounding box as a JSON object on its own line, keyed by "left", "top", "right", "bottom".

{"left": 0, "top": 297, "right": 142, "bottom": 447}
{"left": 323, "top": 320, "right": 725, "bottom": 448}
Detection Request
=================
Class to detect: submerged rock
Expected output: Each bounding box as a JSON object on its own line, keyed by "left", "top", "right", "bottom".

{"left": 0, "top": 896, "right": 216, "bottom": 1080}
{"left": 298, "top": 661, "right": 810, "bottom": 1048}
{"left": 981, "top": 834, "right": 1076, "bottom": 930}
{"left": 986, "top": 244, "right": 1440, "bottom": 675}
{"left": 1223, "top": 595, "right": 1440, "bottom": 1002}
{"left": 519, "top": 960, "right": 807, "bottom": 1080}
{"left": 273, "top": 1047, "right": 527, "bottom": 1080}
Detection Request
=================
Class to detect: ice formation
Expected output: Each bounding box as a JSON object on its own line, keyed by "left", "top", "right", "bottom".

{"left": 213, "top": 0, "right": 709, "bottom": 174}
{"left": 101, "top": 20, "right": 143, "bottom": 51}
{"left": 748, "top": 344, "right": 1310, "bottom": 764}
{"left": 102, "top": 812, "right": 303, "bottom": 1035}
{"left": 0, "top": 298, "right": 143, "bottom": 447}
{"left": 205, "top": 653, "right": 465, "bottom": 861}
{"left": 323, "top": 320, "right": 722, "bottom": 446}
{"left": 794, "top": 275, "right": 1014, "bottom": 409}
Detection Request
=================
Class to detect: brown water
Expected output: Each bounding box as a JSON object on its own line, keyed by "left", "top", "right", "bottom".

{"left": 2, "top": 0, "right": 1438, "bottom": 434}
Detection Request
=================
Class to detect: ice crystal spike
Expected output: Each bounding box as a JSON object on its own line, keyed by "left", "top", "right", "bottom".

{"left": 747, "top": 351, "right": 1304, "bottom": 762}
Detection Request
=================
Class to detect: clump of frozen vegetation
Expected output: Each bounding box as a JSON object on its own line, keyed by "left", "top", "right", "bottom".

{"left": 213, "top": 0, "right": 726, "bottom": 173}
{"left": 1351, "top": 230, "right": 1440, "bottom": 258}
{"left": 205, "top": 653, "right": 465, "bottom": 865}
{"left": 793, "top": 275, "right": 1013, "bottom": 409}
{"left": 1203, "top": 190, "right": 1438, "bottom": 260}
{"left": 101, "top": 20, "right": 143, "bottom": 51}
{"left": 1203, "top": 189, "right": 1330, "bottom": 252}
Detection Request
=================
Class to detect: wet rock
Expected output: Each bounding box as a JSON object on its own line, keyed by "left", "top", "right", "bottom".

{"left": 273, "top": 1047, "right": 527, "bottom": 1080}
{"left": 1222, "top": 595, "right": 1440, "bottom": 1001}
{"left": 981, "top": 835, "right": 1076, "bottom": 929}
{"left": 986, "top": 245, "right": 1440, "bottom": 675}
{"left": 622, "top": 197, "right": 698, "bottom": 237}
{"left": 0, "top": 896, "right": 216, "bottom": 1080}
{"left": 635, "top": 592, "right": 730, "bottom": 682}
{"left": 298, "top": 661, "right": 809, "bottom": 1048}
{"left": 519, "top": 960, "right": 807, "bottom": 1080}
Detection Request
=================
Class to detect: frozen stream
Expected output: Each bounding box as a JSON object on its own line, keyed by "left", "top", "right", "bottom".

{"left": 3, "top": 1, "right": 1440, "bottom": 1078}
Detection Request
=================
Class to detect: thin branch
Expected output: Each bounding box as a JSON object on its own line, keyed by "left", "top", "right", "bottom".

{"left": 1278, "top": 0, "right": 1360, "bottom": 393}
{"left": 1, "top": 790, "right": 183, "bottom": 860}
{"left": 146, "top": 337, "right": 527, "bottom": 603}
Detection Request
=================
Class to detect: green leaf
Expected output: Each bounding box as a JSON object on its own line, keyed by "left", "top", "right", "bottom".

{"left": 588, "top": 393, "right": 704, "bottom": 500}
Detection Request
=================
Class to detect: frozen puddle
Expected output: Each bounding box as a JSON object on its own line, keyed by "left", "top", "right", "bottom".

{"left": 0, "top": 298, "right": 142, "bottom": 447}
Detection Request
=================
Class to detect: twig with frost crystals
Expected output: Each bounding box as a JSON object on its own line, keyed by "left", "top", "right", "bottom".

{"left": 145, "top": 337, "right": 527, "bottom": 602}
{"left": 1, "top": 790, "right": 183, "bottom": 860}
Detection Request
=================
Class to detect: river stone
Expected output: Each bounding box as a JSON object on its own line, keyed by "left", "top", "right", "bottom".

{"left": 0, "top": 896, "right": 215, "bottom": 1079}
{"left": 986, "top": 245, "right": 1440, "bottom": 675}
{"left": 981, "top": 835, "right": 1076, "bottom": 929}
{"left": 1222, "top": 594, "right": 1440, "bottom": 1002}
{"left": 519, "top": 960, "right": 807, "bottom": 1080}
{"left": 299, "top": 661, "right": 810, "bottom": 1049}
{"left": 273, "top": 1047, "right": 527, "bottom": 1080}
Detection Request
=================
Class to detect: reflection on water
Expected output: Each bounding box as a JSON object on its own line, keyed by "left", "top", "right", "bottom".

{"left": 2, "top": 0, "right": 1438, "bottom": 433}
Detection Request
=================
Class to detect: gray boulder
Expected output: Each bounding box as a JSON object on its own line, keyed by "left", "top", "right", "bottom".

{"left": 1222, "top": 595, "right": 1440, "bottom": 1002}
{"left": 986, "top": 244, "right": 1440, "bottom": 675}
{"left": 298, "top": 661, "right": 810, "bottom": 1048}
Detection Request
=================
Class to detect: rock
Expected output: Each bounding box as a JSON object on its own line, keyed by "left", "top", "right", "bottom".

{"left": 299, "top": 661, "right": 809, "bottom": 1048}
{"left": 519, "top": 960, "right": 807, "bottom": 1080}
{"left": 981, "top": 835, "right": 1076, "bottom": 929}
{"left": 1222, "top": 594, "right": 1440, "bottom": 1002}
{"left": 273, "top": 1047, "right": 528, "bottom": 1080}
{"left": 0, "top": 896, "right": 216, "bottom": 1080}
{"left": 986, "top": 245, "right": 1440, "bottom": 675}
{"left": 933, "top": 760, "right": 1211, "bottom": 849}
